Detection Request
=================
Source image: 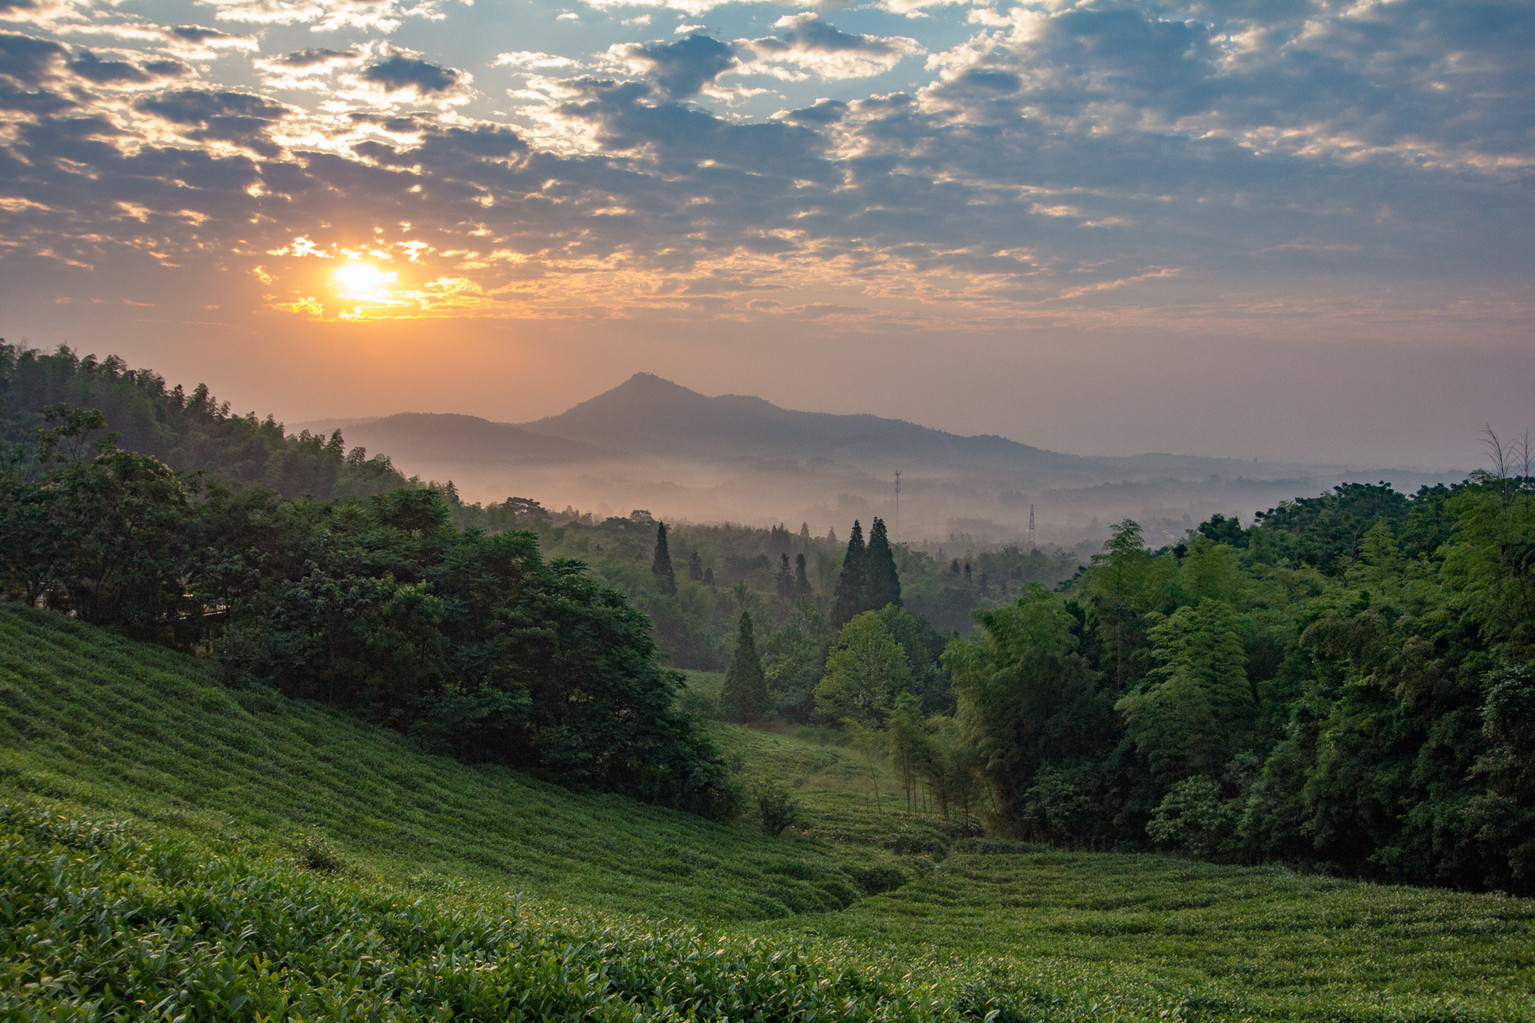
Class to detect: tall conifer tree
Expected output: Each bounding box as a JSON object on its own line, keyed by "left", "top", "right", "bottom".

{"left": 720, "top": 610, "right": 769, "bottom": 722}
{"left": 831, "top": 520, "right": 866, "bottom": 627}
{"left": 652, "top": 521, "right": 676, "bottom": 595}
{"left": 863, "top": 517, "right": 902, "bottom": 612}
{"left": 776, "top": 553, "right": 796, "bottom": 598}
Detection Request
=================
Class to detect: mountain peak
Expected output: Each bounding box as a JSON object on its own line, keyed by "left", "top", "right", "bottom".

{"left": 616, "top": 372, "right": 696, "bottom": 394}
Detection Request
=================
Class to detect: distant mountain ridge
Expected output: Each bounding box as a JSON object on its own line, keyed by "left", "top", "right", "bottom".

{"left": 310, "top": 412, "right": 601, "bottom": 466}
{"left": 304, "top": 372, "right": 1339, "bottom": 480}
{"left": 517, "top": 373, "right": 1076, "bottom": 471}
{"left": 293, "top": 373, "right": 1463, "bottom": 539}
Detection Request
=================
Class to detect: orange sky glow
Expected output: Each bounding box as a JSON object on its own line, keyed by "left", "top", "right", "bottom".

{"left": 1, "top": 0, "right": 1529, "bottom": 468}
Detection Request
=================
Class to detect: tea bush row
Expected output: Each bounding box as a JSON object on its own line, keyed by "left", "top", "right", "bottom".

{"left": 0, "top": 801, "right": 976, "bottom": 1022}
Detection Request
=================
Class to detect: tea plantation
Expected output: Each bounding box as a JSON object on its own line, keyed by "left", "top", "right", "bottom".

{"left": 3, "top": 604, "right": 1533, "bottom": 1020}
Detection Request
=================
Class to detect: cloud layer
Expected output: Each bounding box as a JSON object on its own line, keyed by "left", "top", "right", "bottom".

{"left": 0, "top": 0, "right": 1530, "bottom": 466}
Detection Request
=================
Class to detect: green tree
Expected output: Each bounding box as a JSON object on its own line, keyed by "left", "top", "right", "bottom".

{"left": 762, "top": 598, "right": 828, "bottom": 722}
{"left": 875, "top": 603, "right": 953, "bottom": 714}
{"left": 830, "top": 520, "right": 866, "bottom": 627}
{"left": 652, "top": 521, "right": 676, "bottom": 595}
{"left": 1116, "top": 599, "right": 1255, "bottom": 786}
{"left": 720, "top": 610, "right": 769, "bottom": 722}
{"left": 945, "top": 585, "right": 1112, "bottom": 838}
{"left": 775, "top": 552, "right": 795, "bottom": 599}
{"left": 1081, "top": 519, "right": 1155, "bottom": 688}
{"left": 926, "top": 714, "right": 982, "bottom": 821}
{"left": 816, "top": 610, "right": 911, "bottom": 727}
{"left": 794, "top": 553, "right": 812, "bottom": 596}
{"left": 887, "top": 692, "right": 931, "bottom": 811}
{"left": 863, "top": 516, "right": 902, "bottom": 612}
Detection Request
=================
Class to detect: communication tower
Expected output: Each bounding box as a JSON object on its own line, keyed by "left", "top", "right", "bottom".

{"left": 1027, "top": 504, "right": 1036, "bottom": 551}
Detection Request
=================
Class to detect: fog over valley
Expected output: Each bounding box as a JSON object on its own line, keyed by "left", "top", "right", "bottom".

{"left": 296, "top": 372, "right": 1466, "bottom": 547}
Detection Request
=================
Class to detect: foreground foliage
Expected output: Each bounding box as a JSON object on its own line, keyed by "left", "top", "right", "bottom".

{"left": 4, "top": 605, "right": 1534, "bottom": 1022}
{"left": 0, "top": 802, "right": 963, "bottom": 1023}
{"left": 0, "top": 604, "right": 851, "bottom": 920}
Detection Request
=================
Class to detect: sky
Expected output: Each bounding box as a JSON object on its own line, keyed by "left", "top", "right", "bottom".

{"left": 1, "top": 0, "right": 1531, "bottom": 469}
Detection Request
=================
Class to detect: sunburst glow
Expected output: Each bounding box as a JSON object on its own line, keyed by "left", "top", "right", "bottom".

{"left": 334, "top": 260, "right": 398, "bottom": 301}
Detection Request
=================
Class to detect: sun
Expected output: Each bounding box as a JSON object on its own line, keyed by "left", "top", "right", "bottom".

{"left": 333, "top": 259, "right": 398, "bottom": 301}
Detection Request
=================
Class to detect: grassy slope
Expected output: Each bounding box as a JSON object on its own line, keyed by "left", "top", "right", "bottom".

{"left": 0, "top": 606, "right": 874, "bottom": 922}
{"left": 4, "top": 603, "right": 1534, "bottom": 1021}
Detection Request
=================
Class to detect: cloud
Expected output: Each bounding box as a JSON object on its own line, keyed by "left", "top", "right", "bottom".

{"left": 135, "top": 88, "right": 289, "bottom": 125}
{"left": 162, "top": 23, "right": 258, "bottom": 55}
{"left": 616, "top": 33, "right": 736, "bottom": 100}
{"left": 741, "top": 14, "right": 921, "bottom": 82}
{"left": 0, "top": 0, "right": 72, "bottom": 25}
{"left": 0, "top": 30, "right": 65, "bottom": 84}
{"left": 267, "top": 47, "right": 361, "bottom": 69}
{"left": 1, "top": 0, "right": 1531, "bottom": 341}
{"left": 193, "top": 0, "right": 472, "bottom": 32}
{"left": 66, "top": 48, "right": 190, "bottom": 85}
{"left": 494, "top": 50, "right": 579, "bottom": 71}
{"left": 879, "top": 0, "right": 967, "bottom": 17}
{"left": 360, "top": 53, "right": 463, "bottom": 95}
{"left": 919, "top": 2, "right": 1535, "bottom": 173}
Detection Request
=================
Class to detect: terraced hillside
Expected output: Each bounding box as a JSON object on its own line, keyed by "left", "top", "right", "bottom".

{"left": 4, "top": 603, "right": 1534, "bottom": 1021}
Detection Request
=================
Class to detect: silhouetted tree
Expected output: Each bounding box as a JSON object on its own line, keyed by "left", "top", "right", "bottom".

{"left": 652, "top": 521, "right": 676, "bottom": 595}
{"left": 776, "top": 553, "right": 795, "bottom": 599}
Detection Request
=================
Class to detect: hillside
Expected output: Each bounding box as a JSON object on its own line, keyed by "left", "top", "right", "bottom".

{"left": 0, "top": 344, "right": 410, "bottom": 501}
{"left": 323, "top": 411, "right": 602, "bottom": 466}
{"left": 4, "top": 603, "right": 1534, "bottom": 1021}
{"left": 0, "top": 604, "right": 874, "bottom": 921}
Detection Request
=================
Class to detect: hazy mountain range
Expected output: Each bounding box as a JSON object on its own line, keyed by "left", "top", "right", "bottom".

{"left": 295, "top": 373, "right": 1463, "bottom": 547}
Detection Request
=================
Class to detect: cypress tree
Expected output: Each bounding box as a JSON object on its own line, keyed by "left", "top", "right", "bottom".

{"left": 652, "top": 521, "right": 676, "bottom": 594}
{"left": 831, "top": 520, "right": 866, "bottom": 627}
{"left": 862, "top": 516, "right": 902, "bottom": 612}
{"left": 720, "top": 610, "right": 769, "bottom": 722}
{"left": 794, "top": 552, "right": 811, "bottom": 596}
{"left": 776, "top": 553, "right": 795, "bottom": 599}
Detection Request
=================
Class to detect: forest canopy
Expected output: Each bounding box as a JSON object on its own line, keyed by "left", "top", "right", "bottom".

{"left": 948, "top": 469, "right": 1535, "bottom": 891}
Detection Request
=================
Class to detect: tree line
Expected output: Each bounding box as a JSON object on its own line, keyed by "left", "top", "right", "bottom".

{"left": 1, "top": 343, "right": 409, "bottom": 501}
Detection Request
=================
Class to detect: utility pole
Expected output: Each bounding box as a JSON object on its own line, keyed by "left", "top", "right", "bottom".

{"left": 1027, "top": 504, "right": 1036, "bottom": 551}
{"left": 894, "top": 469, "right": 901, "bottom": 540}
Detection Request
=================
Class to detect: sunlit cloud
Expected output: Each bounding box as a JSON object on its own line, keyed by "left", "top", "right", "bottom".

{"left": 738, "top": 14, "right": 921, "bottom": 82}
{"left": 194, "top": 0, "right": 473, "bottom": 32}
{"left": 610, "top": 32, "right": 736, "bottom": 99}
{"left": 1, "top": 0, "right": 1530, "bottom": 366}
